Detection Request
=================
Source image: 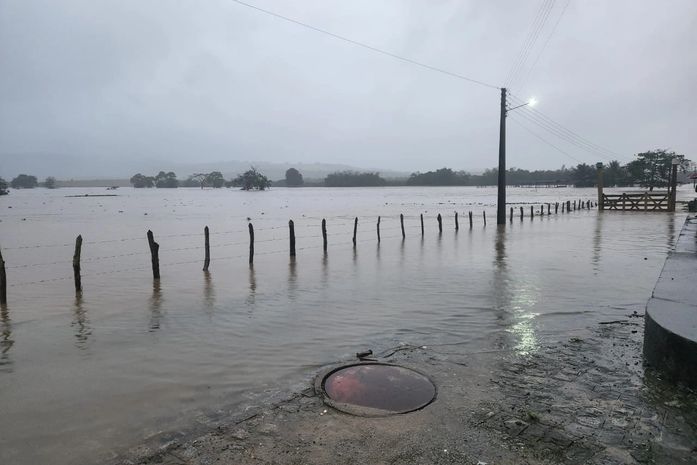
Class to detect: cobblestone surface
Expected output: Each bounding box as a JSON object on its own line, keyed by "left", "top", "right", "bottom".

{"left": 117, "top": 318, "right": 697, "bottom": 465}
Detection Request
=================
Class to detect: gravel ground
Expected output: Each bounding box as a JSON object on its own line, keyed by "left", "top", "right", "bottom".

{"left": 114, "top": 317, "right": 697, "bottom": 465}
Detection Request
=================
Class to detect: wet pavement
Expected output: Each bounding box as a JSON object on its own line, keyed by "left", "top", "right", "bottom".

{"left": 115, "top": 316, "right": 697, "bottom": 465}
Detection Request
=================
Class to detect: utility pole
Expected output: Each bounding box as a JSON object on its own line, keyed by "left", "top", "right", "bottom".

{"left": 497, "top": 87, "right": 507, "bottom": 225}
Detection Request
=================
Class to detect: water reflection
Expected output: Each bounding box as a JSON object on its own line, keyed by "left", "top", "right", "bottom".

{"left": 288, "top": 257, "right": 297, "bottom": 301}
{"left": 203, "top": 271, "right": 215, "bottom": 314}
{"left": 149, "top": 281, "right": 162, "bottom": 331}
{"left": 592, "top": 213, "right": 604, "bottom": 274}
{"left": 247, "top": 265, "right": 257, "bottom": 307}
{"left": 71, "top": 295, "right": 92, "bottom": 350}
{"left": 667, "top": 214, "right": 676, "bottom": 250}
{"left": 493, "top": 226, "right": 540, "bottom": 355}
{"left": 0, "top": 304, "right": 14, "bottom": 371}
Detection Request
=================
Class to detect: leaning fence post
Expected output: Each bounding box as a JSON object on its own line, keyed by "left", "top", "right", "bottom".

{"left": 483, "top": 211, "right": 486, "bottom": 226}
{"left": 420, "top": 214, "right": 424, "bottom": 236}
{"left": 73, "top": 235, "right": 82, "bottom": 293}
{"left": 322, "top": 219, "right": 327, "bottom": 252}
{"left": 400, "top": 214, "right": 405, "bottom": 239}
{"left": 437, "top": 214, "right": 442, "bottom": 233}
{"left": 377, "top": 216, "right": 381, "bottom": 243}
{"left": 289, "top": 220, "right": 296, "bottom": 257}
{"left": 0, "top": 247, "right": 6, "bottom": 305}
{"left": 352, "top": 217, "right": 358, "bottom": 247}
{"left": 248, "top": 223, "right": 254, "bottom": 264}
{"left": 203, "top": 226, "right": 210, "bottom": 271}
{"left": 147, "top": 230, "right": 160, "bottom": 280}
{"left": 455, "top": 212, "right": 459, "bottom": 231}
{"left": 469, "top": 211, "right": 473, "bottom": 228}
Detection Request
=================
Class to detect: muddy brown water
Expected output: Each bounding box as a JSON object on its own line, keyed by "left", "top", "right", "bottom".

{"left": 0, "top": 186, "right": 690, "bottom": 464}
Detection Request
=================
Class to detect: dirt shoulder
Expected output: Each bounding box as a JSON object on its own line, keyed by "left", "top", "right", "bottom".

{"left": 115, "top": 318, "right": 697, "bottom": 465}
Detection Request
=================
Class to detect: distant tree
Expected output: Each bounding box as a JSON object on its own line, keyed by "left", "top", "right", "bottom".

{"left": 625, "top": 149, "right": 690, "bottom": 191}
{"left": 570, "top": 163, "right": 596, "bottom": 187}
{"left": 324, "top": 171, "right": 387, "bottom": 187}
{"left": 601, "top": 160, "right": 632, "bottom": 187}
{"left": 180, "top": 175, "right": 203, "bottom": 188}
{"left": 154, "top": 171, "right": 179, "bottom": 188}
{"left": 285, "top": 168, "right": 304, "bottom": 187}
{"left": 229, "top": 167, "right": 271, "bottom": 191}
{"left": 407, "top": 168, "right": 469, "bottom": 186}
{"left": 0, "top": 177, "right": 8, "bottom": 195}
{"left": 44, "top": 176, "right": 57, "bottom": 189}
{"left": 205, "top": 171, "right": 225, "bottom": 188}
{"left": 10, "top": 174, "right": 38, "bottom": 189}
{"left": 130, "top": 173, "right": 154, "bottom": 188}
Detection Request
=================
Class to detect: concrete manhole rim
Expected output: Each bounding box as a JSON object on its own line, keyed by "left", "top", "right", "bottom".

{"left": 314, "top": 361, "right": 438, "bottom": 417}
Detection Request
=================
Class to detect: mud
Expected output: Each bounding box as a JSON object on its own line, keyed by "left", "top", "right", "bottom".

{"left": 114, "top": 318, "right": 697, "bottom": 465}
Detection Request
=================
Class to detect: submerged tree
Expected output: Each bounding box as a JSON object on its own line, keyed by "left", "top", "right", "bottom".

{"left": 0, "top": 177, "right": 8, "bottom": 195}
{"left": 130, "top": 173, "right": 155, "bottom": 188}
{"left": 324, "top": 171, "right": 387, "bottom": 187}
{"left": 229, "top": 167, "right": 271, "bottom": 191}
{"left": 205, "top": 171, "right": 225, "bottom": 188}
{"left": 10, "top": 174, "right": 38, "bottom": 189}
{"left": 625, "top": 149, "right": 689, "bottom": 191}
{"left": 154, "top": 171, "right": 179, "bottom": 188}
{"left": 285, "top": 168, "right": 304, "bottom": 187}
{"left": 44, "top": 176, "right": 57, "bottom": 189}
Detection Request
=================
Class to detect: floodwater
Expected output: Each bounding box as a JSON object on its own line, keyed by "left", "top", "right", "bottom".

{"left": 0, "top": 186, "right": 690, "bottom": 464}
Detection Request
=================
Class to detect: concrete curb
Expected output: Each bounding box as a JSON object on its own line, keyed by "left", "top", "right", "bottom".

{"left": 643, "top": 215, "right": 697, "bottom": 386}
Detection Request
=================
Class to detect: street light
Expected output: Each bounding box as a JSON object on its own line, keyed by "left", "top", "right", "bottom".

{"left": 497, "top": 90, "right": 537, "bottom": 225}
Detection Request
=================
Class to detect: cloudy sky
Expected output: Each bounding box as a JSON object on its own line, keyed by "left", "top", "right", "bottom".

{"left": 0, "top": 0, "right": 695, "bottom": 177}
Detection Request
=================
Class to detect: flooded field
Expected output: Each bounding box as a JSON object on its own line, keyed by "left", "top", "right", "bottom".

{"left": 0, "top": 186, "right": 689, "bottom": 464}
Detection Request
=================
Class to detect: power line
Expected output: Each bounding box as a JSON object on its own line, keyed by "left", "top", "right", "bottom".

{"left": 508, "top": 113, "right": 588, "bottom": 164}
{"left": 508, "top": 93, "right": 625, "bottom": 160}
{"left": 228, "top": 0, "right": 500, "bottom": 90}
{"left": 517, "top": 0, "right": 570, "bottom": 91}
{"left": 505, "top": 0, "right": 556, "bottom": 88}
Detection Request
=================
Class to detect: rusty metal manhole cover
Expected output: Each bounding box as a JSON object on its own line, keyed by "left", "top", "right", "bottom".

{"left": 316, "top": 362, "right": 436, "bottom": 416}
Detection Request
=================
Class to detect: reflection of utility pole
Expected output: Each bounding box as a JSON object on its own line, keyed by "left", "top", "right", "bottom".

{"left": 596, "top": 163, "right": 604, "bottom": 211}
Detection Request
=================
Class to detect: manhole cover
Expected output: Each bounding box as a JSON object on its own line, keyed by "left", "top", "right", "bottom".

{"left": 317, "top": 363, "right": 436, "bottom": 416}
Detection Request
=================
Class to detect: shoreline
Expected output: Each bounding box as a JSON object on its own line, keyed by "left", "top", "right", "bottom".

{"left": 112, "top": 318, "right": 697, "bottom": 465}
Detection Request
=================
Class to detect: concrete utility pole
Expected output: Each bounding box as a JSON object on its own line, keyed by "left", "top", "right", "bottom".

{"left": 497, "top": 88, "right": 507, "bottom": 225}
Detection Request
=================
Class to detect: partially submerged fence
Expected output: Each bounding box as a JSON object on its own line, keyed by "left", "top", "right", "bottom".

{"left": 0, "top": 199, "right": 597, "bottom": 304}
{"left": 601, "top": 192, "right": 671, "bottom": 211}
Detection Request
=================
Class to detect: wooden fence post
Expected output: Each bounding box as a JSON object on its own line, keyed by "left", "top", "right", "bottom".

{"left": 420, "top": 214, "right": 424, "bottom": 236}
{"left": 377, "top": 216, "right": 381, "bottom": 243}
{"left": 530, "top": 206, "right": 534, "bottom": 218}
{"left": 519, "top": 206, "right": 523, "bottom": 220}
{"left": 455, "top": 212, "right": 459, "bottom": 231}
{"left": 289, "top": 220, "right": 296, "bottom": 257}
{"left": 248, "top": 223, "right": 254, "bottom": 264}
{"left": 567, "top": 200, "right": 571, "bottom": 211}
{"left": 321, "top": 219, "right": 327, "bottom": 252}
{"left": 400, "top": 214, "right": 406, "bottom": 239}
{"left": 0, "top": 247, "right": 6, "bottom": 305}
{"left": 547, "top": 204, "right": 551, "bottom": 215}
{"left": 147, "top": 230, "right": 160, "bottom": 280}
{"left": 203, "top": 226, "right": 210, "bottom": 271}
{"left": 509, "top": 207, "right": 513, "bottom": 222}
{"left": 353, "top": 217, "right": 358, "bottom": 247}
{"left": 468, "top": 211, "right": 473, "bottom": 228}
{"left": 540, "top": 204, "right": 544, "bottom": 216}
{"left": 555, "top": 202, "right": 559, "bottom": 214}
{"left": 483, "top": 211, "right": 486, "bottom": 226}
{"left": 437, "top": 214, "right": 442, "bottom": 233}
{"left": 73, "top": 235, "right": 82, "bottom": 293}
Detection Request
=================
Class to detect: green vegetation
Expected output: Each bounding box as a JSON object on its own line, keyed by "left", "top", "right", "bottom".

{"left": 0, "top": 177, "right": 8, "bottom": 195}
{"left": 625, "top": 149, "right": 689, "bottom": 191}
{"left": 44, "top": 176, "right": 57, "bottom": 189}
{"left": 130, "top": 173, "right": 155, "bottom": 188}
{"left": 324, "top": 171, "right": 387, "bottom": 187}
{"left": 285, "top": 168, "right": 304, "bottom": 187}
{"left": 10, "top": 174, "right": 38, "bottom": 189}
{"left": 229, "top": 167, "right": 271, "bottom": 190}
{"left": 154, "top": 171, "right": 179, "bottom": 188}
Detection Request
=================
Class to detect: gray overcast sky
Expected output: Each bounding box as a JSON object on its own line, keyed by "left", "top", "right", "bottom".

{"left": 0, "top": 0, "right": 695, "bottom": 177}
